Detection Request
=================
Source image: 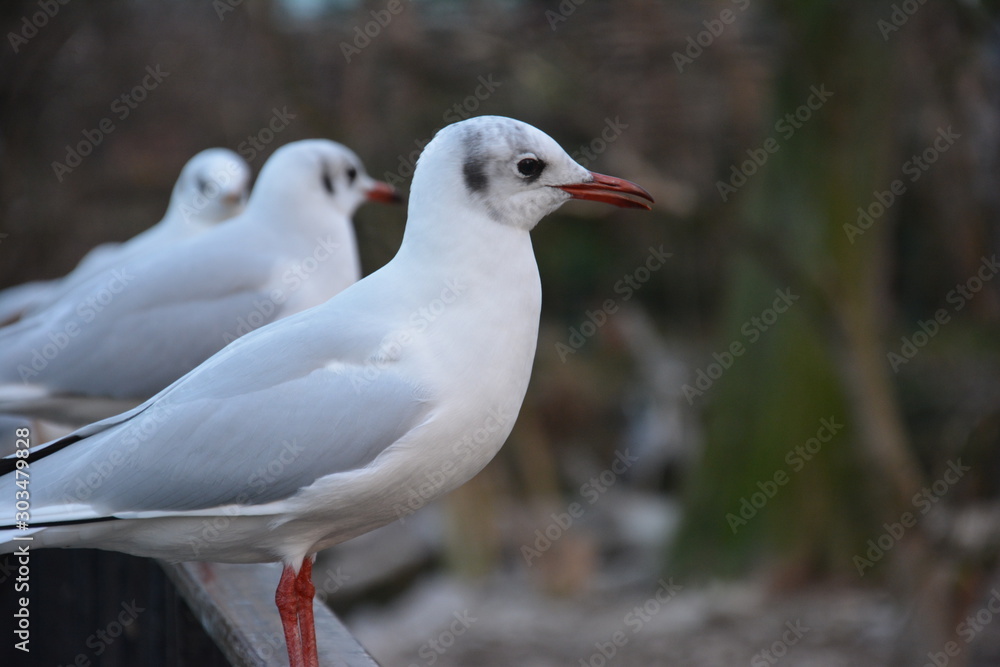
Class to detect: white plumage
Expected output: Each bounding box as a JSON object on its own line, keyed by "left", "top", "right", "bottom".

{"left": 0, "top": 148, "right": 251, "bottom": 326}
{"left": 0, "top": 140, "right": 399, "bottom": 420}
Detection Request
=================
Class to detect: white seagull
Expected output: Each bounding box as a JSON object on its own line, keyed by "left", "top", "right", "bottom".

{"left": 0, "top": 116, "right": 653, "bottom": 667}
{"left": 0, "top": 148, "right": 252, "bottom": 326}
{"left": 0, "top": 139, "right": 400, "bottom": 423}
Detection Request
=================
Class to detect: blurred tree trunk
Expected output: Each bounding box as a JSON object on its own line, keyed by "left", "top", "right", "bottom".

{"left": 676, "top": 0, "right": 1000, "bottom": 660}
{"left": 678, "top": 0, "right": 949, "bottom": 648}
{"left": 678, "top": 0, "right": 921, "bottom": 569}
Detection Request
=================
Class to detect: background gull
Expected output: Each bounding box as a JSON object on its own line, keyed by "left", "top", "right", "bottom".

{"left": 0, "top": 148, "right": 252, "bottom": 326}
{"left": 0, "top": 139, "right": 400, "bottom": 424}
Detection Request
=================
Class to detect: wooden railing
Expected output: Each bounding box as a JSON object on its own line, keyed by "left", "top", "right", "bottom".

{"left": 162, "top": 561, "right": 379, "bottom": 667}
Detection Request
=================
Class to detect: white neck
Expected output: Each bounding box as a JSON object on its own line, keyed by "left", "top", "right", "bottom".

{"left": 393, "top": 169, "right": 538, "bottom": 292}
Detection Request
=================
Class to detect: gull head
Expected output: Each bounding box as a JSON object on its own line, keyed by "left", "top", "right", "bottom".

{"left": 412, "top": 116, "right": 653, "bottom": 232}
{"left": 249, "top": 139, "right": 402, "bottom": 219}
{"left": 174, "top": 148, "right": 252, "bottom": 224}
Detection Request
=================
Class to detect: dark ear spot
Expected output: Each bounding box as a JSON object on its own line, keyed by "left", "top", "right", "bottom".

{"left": 461, "top": 127, "right": 488, "bottom": 193}
{"left": 322, "top": 171, "right": 334, "bottom": 195}
{"left": 463, "top": 158, "right": 488, "bottom": 193}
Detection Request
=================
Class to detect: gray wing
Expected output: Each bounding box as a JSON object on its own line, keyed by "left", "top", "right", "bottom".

{"left": 0, "top": 222, "right": 284, "bottom": 398}
{"left": 23, "top": 307, "right": 434, "bottom": 517}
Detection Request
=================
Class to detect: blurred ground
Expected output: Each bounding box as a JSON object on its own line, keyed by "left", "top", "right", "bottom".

{"left": 318, "top": 499, "right": 906, "bottom": 667}
{"left": 348, "top": 572, "right": 900, "bottom": 667}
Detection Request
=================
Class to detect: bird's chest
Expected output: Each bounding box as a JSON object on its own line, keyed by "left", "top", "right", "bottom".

{"left": 413, "top": 280, "right": 539, "bottom": 400}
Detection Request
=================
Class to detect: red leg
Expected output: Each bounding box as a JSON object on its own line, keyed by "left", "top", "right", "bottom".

{"left": 276, "top": 564, "right": 305, "bottom": 667}
{"left": 296, "top": 556, "right": 319, "bottom": 667}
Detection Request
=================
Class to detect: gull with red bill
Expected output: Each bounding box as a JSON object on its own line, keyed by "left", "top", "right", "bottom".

{"left": 0, "top": 116, "right": 653, "bottom": 667}
{"left": 0, "top": 148, "right": 253, "bottom": 327}
{"left": 0, "top": 139, "right": 401, "bottom": 423}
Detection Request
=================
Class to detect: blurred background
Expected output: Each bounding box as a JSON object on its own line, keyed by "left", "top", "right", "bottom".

{"left": 2, "top": 0, "right": 1000, "bottom": 664}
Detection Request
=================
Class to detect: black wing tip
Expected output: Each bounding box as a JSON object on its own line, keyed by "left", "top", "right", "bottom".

{"left": 0, "top": 433, "right": 85, "bottom": 477}
{"left": 1, "top": 515, "right": 119, "bottom": 532}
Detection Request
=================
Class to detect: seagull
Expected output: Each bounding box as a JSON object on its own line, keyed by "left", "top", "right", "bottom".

{"left": 0, "top": 116, "right": 653, "bottom": 667}
{"left": 0, "top": 148, "right": 252, "bottom": 327}
{"left": 0, "top": 140, "right": 400, "bottom": 423}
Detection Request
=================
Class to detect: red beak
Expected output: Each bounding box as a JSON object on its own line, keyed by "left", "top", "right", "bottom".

{"left": 556, "top": 171, "right": 654, "bottom": 210}
{"left": 365, "top": 181, "right": 404, "bottom": 204}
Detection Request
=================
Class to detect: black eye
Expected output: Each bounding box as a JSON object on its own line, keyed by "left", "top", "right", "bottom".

{"left": 347, "top": 167, "right": 358, "bottom": 184}
{"left": 196, "top": 177, "right": 209, "bottom": 195}
{"left": 322, "top": 172, "right": 334, "bottom": 195}
{"left": 517, "top": 158, "right": 544, "bottom": 178}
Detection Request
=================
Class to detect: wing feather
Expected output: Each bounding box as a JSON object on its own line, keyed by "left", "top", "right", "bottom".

{"left": 3, "top": 305, "right": 433, "bottom": 523}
